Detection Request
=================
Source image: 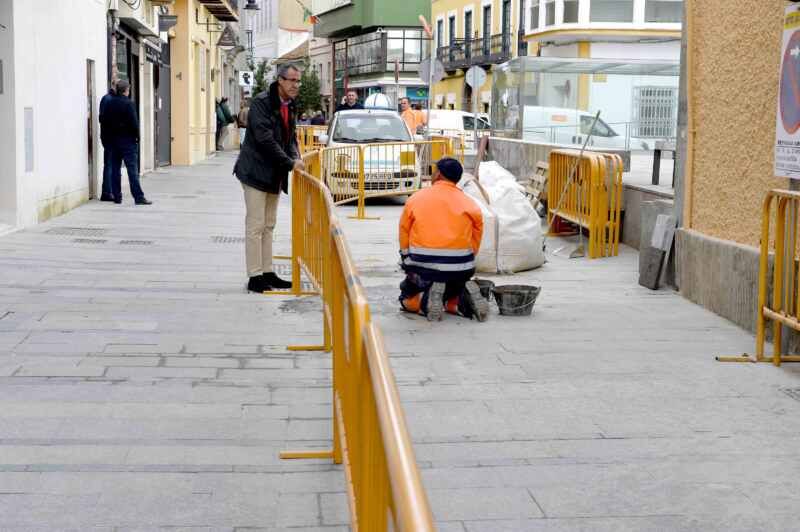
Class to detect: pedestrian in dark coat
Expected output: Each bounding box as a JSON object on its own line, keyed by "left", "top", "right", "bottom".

{"left": 98, "top": 85, "right": 116, "bottom": 202}
{"left": 234, "top": 64, "right": 304, "bottom": 293}
{"left": 99, "top": 79, "right": 151, "bottom": 205}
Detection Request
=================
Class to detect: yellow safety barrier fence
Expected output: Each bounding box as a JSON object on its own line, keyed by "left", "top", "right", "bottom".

{"left": 281, "top": 150, "right": 437, "bottom": 531}
{"left": 296, "top": 125, "right": 328, "bottom": 155}
{"left": 547, "top": 149, "right": 623, "bottom": 259}
{"left": 320, "top": 140, "right": 453, "bottom": 219}
{"left": 718, "top": 189, "right": 800, "bottom": 366}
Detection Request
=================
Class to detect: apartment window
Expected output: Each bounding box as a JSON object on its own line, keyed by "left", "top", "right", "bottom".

{"left": 645, "top": 0, "right": 682, "bottom": 23}
{"left": 449, "top": 15, "right": 456, "bottom": 45}
{"left": 437, "top": 19, "right": 444, "bottom": 50}
{"left": 518, "top": 0, "right": 526, "bottom": 31}
{"left": 564, "top": 0, "right": 579, "bottom": 22}
{"left": 590, "top": 0, "right": 634, "bottom": 22}
{"left": 465, "top": 11, "right": 473, "bottom": 41}
{"left": 632, "top": 86, "right": 678, "bottom": 138}
{"left": 530, "top": 0, "right": 540, "bottom": 29}
{"left": 545, "top": 0, "right": 555, "bottom": 26}
{"left": 482, "top": 5, "right": 492, "bottom": 53}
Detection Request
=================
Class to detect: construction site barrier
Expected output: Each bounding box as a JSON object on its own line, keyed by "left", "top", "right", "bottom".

{"left": 320, "top": 140, "right": 453, "bottom": 219}
{"left": 547, "top": 149, "right": 623, "bottom": 259}
{"left": 281, "top": 150, "right": 436, "bottom": 531}
{"left": 296, "top": 125, "right": 328, "bottom": 155}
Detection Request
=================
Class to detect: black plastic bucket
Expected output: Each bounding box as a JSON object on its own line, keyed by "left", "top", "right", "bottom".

{"left": 473, "top": 279, "right": 495, "bottom": 301}
{"left": 492, "top": 285, "right": 541, "bottom": 316}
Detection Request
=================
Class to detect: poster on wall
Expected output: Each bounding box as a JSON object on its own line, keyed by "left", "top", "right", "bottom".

{"left": 775, "top": 4, "right": 800, "bottom": 179}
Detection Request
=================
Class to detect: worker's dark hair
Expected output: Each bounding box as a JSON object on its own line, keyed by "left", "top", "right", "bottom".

{"left": 436, "top": 157, "right": 463, "bottom": 183}
{"left": 115, "top": 79, "right": 130, "bottom": 96}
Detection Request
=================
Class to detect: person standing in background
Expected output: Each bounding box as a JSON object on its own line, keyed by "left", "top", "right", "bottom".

{"left": 237, "top": 100, "right": 250, "bottom": 146}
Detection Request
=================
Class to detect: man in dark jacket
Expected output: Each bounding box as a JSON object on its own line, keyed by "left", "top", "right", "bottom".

{"left": 234, "top": 64, "right": 304, "bottom": 293}
{"left": 100, "top": 79, "right": 151, "bottom": 205}
{"left": 335, "top": 89, "right": 363, "bottom": 112}
{"left": 98, "top": 85, "right": 116, "bottom": 202}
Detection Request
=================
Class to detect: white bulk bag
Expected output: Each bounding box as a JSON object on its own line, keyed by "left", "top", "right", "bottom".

{"left": 460, "top": 163, "right": 545, "bottom": 273}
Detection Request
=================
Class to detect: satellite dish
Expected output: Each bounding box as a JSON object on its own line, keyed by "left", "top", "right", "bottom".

{"left": 364, "top": 92, "right": 394, "bottom": 110}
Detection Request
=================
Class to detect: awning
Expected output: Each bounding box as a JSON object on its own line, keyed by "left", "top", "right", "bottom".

{"left": 498, "top": 56, "right": 680, "bottom": 77}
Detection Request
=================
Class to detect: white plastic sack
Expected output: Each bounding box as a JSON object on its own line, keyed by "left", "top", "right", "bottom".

{"left": 460, "top": 162, "right": 545, "bottom": 273}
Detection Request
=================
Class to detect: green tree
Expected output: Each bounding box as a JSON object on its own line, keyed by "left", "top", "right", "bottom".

{"left": 297, "top": 68, "right": 322, "bottom": 114}
{"left": 247, "top": 59, "right": 272, "bottom": 96}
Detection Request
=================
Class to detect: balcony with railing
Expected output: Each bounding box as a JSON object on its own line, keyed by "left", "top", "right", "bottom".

{"left": 196, "top": 0, "right": 239, "bottom": 22}
{"left": 437, "top": 33, "right": 513, "bottom": 72}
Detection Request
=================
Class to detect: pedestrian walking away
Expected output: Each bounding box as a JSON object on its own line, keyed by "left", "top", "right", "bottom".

{"left": 237, "top": 99, "right": 250, "bottom": 145}
{"left": 398, "top": 157, "right": 489, "bottom": 321}
{"left": 216, "top": 97, "right": 235, "bottom": 151}
{"left": 335, "top": 89, "right": 364, "bottom": 113}
{"left": 233, "top": 65, "right": 304, "bottom": 293}
{"left": 99, "top": 79, "right": 151, "bottom": 205}
{"left": 98, "top": 84, "right": 116, "bottom": 202}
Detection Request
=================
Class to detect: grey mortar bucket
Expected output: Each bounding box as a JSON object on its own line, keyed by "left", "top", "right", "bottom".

{"left": 473, "top": 279, "right": 495, "bottom": 301}
{"left": 491, "top": 285, "right": 541, "bottom": 316}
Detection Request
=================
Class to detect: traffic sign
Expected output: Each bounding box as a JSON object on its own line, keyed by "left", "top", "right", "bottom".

{"left": 465, "top": 66, "right": 487, "bottom": 89}
{"left": 776, "top": 4, "right": 800, "bottom": 178}
{"left": 419, "top": 58, "right": 445, "bottom": 85}
{"left": 238, "top": 71, "right": 253, "bottom": 88}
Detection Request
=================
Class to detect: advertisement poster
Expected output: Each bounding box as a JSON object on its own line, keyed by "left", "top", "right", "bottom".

{"left": 775, "top": 5, "right": 800, "bottom": 178}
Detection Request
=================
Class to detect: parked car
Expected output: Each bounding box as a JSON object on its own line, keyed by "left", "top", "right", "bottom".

{"left": 521, "top": 106, "right": 626, "bottom": 149}
{"left": 318, "top": 109, "right": 421, "bottom": 198}
{"left": 425, "top": 110, "right": 491, "bottom": 155}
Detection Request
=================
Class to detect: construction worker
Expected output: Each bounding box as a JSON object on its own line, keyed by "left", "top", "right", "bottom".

{"left": 398, "top": 157, "right": 489, "bottom": 321}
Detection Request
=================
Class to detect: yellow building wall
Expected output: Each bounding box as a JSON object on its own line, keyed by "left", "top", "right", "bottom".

{"left": 686, "top": 0, "right": 786, "bottom": 248}
{"left": 170, "top": 0, "right": 226, "bottom": 166}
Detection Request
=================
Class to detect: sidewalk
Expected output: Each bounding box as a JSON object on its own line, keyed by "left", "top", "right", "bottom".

{"left": 0, "top": 153, "right": 348, "bottom": 531}
{"left": 2, "top": 155, "right": 800, "bottom": 531}
{"left": 339, "top": 200, "right": 800, "bottom": 532}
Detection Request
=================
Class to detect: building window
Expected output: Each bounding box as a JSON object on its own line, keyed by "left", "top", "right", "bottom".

{"left": 465, "top": 11, "right": 473, "bottom": 41}
{"left": 645, "top": 0, "right": 682, "bottom": 23}
{"left": 437, "top": 19, "right": 444, "bottom": 50}
{"left": 545, "top": 0, "right": 555, "bottom": 26}
{"left": 590, "top": 0, "right": 634, "bottom": 22}
{"left": 482, "top": 5, "right": 491, "bottom": 53}
{"left": 449, "top": 15, "right": 456, "bottom": 44}
{"left": 530, "top": 0, "right": 540, "bottom": 29}
{"left": 563, "top": 0, "right": 579, "bottom": 22}
{"left": 632, "top": 86, "right": 678, "bottom": 138}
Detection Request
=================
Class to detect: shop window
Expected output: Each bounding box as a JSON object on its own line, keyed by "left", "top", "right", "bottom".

{"left": 645, "top": 0, "right": 682, "bottom": 23}
{"left": 590, "top": 0, "right": 634, "bottom": 22}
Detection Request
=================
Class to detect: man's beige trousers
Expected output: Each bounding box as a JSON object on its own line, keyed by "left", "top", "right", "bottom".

{"left": 242, "top": 182, "right": 280, "bottom": 277}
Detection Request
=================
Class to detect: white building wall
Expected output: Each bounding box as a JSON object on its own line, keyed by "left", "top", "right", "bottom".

{"left": 0, "top": 0, "right": 17, "bottom": 230}
{"left": 5, "top": 0, "right": 108, "bottom": 228}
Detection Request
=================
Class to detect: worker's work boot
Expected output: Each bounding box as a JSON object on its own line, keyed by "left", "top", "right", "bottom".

{"left": 426, "top": 282, "right": 446, "bottom": 322}
{"left": 463, "top": 281, "right": 490, "bottom": 322}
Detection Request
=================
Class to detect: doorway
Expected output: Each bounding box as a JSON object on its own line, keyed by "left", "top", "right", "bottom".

{"left": 154, "top": 42, "right": 171, "bottom": 167}
{"left": 86, "top": 59, "right": 96, "bottom": 199}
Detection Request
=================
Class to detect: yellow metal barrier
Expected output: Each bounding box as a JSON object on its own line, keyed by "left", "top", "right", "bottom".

{"left": 320, "top": 140, "right": 452, "bottom": 219}
{"left": 717, "top": 189, "right": 800, "bottom": 365}
{"left": 281, "top": 150, "right": 437, "bottom": 531}
{"left": 296, "top": 125, "right": 328, "bottom": 155}
{"left": 547, "top": 149, "right": 623, "bottom": 259}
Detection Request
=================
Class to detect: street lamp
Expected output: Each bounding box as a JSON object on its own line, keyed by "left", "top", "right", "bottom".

{"left": 243, "top": 0, "right": 260, "bottom": 62}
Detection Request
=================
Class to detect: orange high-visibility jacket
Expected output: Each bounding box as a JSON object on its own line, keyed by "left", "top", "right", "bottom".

{"left": 399, "top": 179, "right": 483, "bottom": 279}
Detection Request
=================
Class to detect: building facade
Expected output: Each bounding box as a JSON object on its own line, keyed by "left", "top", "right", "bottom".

{"left": 0, "top": 0, "right": 108, "bottom": 230}
{"left": 169, "top": 0, "right": 239, "bottom": 165}
{"left": 311, "top": 0, "right": 431, "bottom": 113}
{"left": 432, "top": 0, "right": 523, "bottom": 114}
{"left": 245, "top": 0, "right": 311, "bottom": 65}
{"left": 309, "top": 37, "right": 334, "bottom": 116}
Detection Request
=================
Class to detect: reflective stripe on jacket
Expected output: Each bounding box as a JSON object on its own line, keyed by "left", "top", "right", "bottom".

{"left": 399, "top": 179, "right": 483, "bottom": 280}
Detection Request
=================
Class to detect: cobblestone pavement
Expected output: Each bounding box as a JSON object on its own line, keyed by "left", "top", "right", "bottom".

{"left": 2, "top": 153, "right": 800, "bottom": 531}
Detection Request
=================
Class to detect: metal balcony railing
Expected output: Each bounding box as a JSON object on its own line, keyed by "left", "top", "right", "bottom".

{"left": 437, "top": 33, "right": 513, "bottom": 71}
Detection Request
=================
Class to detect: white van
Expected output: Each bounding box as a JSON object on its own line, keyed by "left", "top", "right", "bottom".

{"left": 522, "top": 106, "right": 626, "bottom": 149}
{"left": 426, "top": 110, "right": 491, "bottom": 154}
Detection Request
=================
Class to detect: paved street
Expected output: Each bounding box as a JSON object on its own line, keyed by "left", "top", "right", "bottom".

{"left": 2, "top": 153, "right": 800, "bottom": 531}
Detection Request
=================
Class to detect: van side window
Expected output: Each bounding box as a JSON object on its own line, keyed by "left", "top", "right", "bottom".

{"left": 463, "top": 116, "right": 491, "bottom": 130}
{"left": 580, "top": 115, "right": 615, "bottom": 137}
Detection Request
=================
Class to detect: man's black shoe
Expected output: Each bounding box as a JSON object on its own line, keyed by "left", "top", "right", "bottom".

{"left": 263, "top": 272, "right": 291, "bottom": 290}
{"left": 247, "top": 275, "right": 270, "bottom": 293}
{"left": 135, "top": 198, "right": 153, "bottom": 205}
{"left": 100, "top": 195, "right": 115, "bottom": 202}
{"left": 114, "top": 198, "right": 122, "bottom": 204}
